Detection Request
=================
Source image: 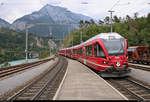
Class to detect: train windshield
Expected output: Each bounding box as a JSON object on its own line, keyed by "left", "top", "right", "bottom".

{"left": 102, "top": 38, "right": 125, "bottom": 56}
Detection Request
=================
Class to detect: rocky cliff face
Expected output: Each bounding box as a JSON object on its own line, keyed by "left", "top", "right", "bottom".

{"left": 48, "top": 39, "right": 57, "bottom": 48}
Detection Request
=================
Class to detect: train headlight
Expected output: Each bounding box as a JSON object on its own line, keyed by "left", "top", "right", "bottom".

{"left": 116, "top": 62, "right": 120, "bottom": 67}
{"left": 103, "top": 61, "right": 108, "bottom": 64}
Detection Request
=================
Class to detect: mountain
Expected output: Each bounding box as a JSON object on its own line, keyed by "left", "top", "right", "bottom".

{"left": 10, "top": 4, "right": 92, "bottom": 38}
{"left": 0, "top": 18, "right": 10, "bottom": 28}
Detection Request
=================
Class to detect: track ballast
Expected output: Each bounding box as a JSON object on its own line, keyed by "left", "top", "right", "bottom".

{"left": 7, "top": 56, "right": 68, "bottom": 100}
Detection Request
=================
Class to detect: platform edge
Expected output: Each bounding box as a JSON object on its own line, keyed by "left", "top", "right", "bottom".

{"left": 87, "top": 67, "right": 128, "bottom": 100}
{"left": 52, "top": 59, "right": 69, "bottom": 100}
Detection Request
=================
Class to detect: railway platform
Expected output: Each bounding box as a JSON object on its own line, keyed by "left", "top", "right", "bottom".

{"left": 53, "top": 58, "right": 127, "bottom": 100}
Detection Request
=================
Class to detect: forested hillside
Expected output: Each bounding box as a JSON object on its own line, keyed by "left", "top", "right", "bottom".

{"left": 63, "top": 13, "right": 150, "bottom": 48}
{"left": 0, "top": 28, "right": 55, "bottom": 64}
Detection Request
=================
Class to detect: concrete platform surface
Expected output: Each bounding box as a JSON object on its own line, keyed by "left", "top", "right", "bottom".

{"left": 54, "top": 59, "right": 127, "bottom": 100}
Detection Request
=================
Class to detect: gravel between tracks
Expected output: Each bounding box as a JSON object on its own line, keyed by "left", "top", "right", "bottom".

{"left": 37, "top": 57, "right": 68, "bottom": 100}
{"left": 105, "top": 77, "right": 150, "bottom": 100}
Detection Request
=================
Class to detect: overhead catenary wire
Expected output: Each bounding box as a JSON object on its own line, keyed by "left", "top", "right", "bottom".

{"left": 110, "top": 0, "right": 121, "bottom": 10}
{"left": 110, "top": 0, "right": 149, "bottom": 17}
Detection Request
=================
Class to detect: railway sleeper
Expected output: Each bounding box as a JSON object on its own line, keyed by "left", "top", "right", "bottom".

{"left": 23, "top": 90, "right": 38, "bottom": 93}
{"left": 115, "top": 82, "right": 130, "bottom": 85}
{"left": 134, "top": 90, "right": 149, "bottom": 95}
{"left": 28, "top": 86, "right": 42, "bottom": 89}
{"left": 33, "top": 83, "right": 47, "bottom": 86}
{"left": 19, "top": 93, "right": 35, "bottom": 97}
{"left": 112, "top": 80, "right": 145, "bottom": 100}
{"left": 126, "top": 79, "right": 150, "bottom": 91}
{"left": 16, "top": 96, "right": 32, "bottom": 100}
{"left": 122, "top": 84, "right": 135, "bottom": 88}
{"left": 127, "top": 87, "right": 142, "bottom": 91}
{"left": 140, "top": 94, "right": 150, "bottom": 97}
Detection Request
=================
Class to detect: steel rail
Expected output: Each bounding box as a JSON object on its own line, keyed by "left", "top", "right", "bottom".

{"left": 126, "top": 78, "right": 150, "bottom": 91}
{"left": 0, "top": 61, "right": 45, "bottom": 77}
{"left": 7, "top": 57, "right": 60, "bottom": 100}
{"left": 0, "top": 58, "right": 53, "bottom": 71}
{"left": 32, "top": 57, "right": 67, "bottom": 100}
{"left": 110, "top": 79, "right": 145, "bottom": 101}
{"left": 0, "top": 57, "right": 55, "bottom": 78}
{"left": 7, "top": 56, "right": 66, "bottom": 100}
{"left": 106, "top": 77, "right": 150, "bottom": 101}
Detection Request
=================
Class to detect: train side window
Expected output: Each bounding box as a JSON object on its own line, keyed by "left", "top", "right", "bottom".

{"left": 86, "top": 45, "right": 89, "bottom": 56}
{"left": 89, "top": 45, "right": 93, "bottom": 56}
{"left": 94, "top": 43, "right": 106, "bottom": 58}
{"left": 78, "top": 48, "right": 82, "bottom": 55}
{"left": 86, "top": 45, "right": 93, "bottom": 56}
{"left": 73, "top": 49, "right": 76, "bottom": 54}
{"left": 77, "top": 48, "right": 79, "bottom": 54}
{"left": 86, "top": 46, "right": 88, "bottom": 55}
{"left": 69, "top": 50, "right": 71, "bottom": 54}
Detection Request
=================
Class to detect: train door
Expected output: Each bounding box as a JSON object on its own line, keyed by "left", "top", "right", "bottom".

{"left": 93, "top": 42, "right": 107, "bottom": 71}
{"left": 70, "top": 49, "right": 72, "bottom": 58}
{"left": 85, "top": 44, "right": 93, "bottom": 67}
{"left": 65, "top": 50, "right": 66, "bottom": 56}
{"left": 83, "top": 47, "right": 86, "bottom": 64}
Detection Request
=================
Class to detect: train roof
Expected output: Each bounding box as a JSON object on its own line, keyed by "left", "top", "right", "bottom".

{"left": 82, "top": 32, "right": 124, "bottom": 44}
{"left": 74, "top": 32, "right": 124, "bottom": 48}
{"left": 60, "top": 32, "right": 124, "bottom": 50}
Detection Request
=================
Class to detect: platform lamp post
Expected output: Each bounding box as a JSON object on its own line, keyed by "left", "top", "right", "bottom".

{"left": 72, "top": 34, "right": 73, "bottom": 47}
{"left": 80, "top": 30, "right": 83, "bottom": 44}
{"left": 80, "top": 1, "right": 88, "bottom": 43}
{"left": 25, "top": 24, "right": 29, "bottom": 63}
{"left": 49, "top": 26, "right": 52, "bottom": 57}
{"left": 25, "top": 23, "right": 34, "bottom": 63}
{"left": 108, "top": 10, "right": 115, "bottom": 33}
{"left": 65, "top": 9, "right": 71, "bottom": 47}
{"left": 107, "top": 1, "right": 131, "bottom": 33}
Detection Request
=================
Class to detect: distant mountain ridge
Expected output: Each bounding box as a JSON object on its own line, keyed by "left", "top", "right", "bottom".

{"left": 10, "top": 4, "right": 92, "bottom": 37}
{"left": 0, "top": 18, "right": 10, "bottom": 28}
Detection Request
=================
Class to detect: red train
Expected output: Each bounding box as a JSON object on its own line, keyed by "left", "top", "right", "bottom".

{"left": 59, "top": 32, "right": 131, "bottom": 77}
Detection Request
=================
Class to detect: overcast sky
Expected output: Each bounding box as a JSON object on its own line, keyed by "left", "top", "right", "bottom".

{"left": 0, "top": 0, "right": 150, "bottom": 23}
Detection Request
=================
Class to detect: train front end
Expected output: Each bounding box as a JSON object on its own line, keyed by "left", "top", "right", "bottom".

{"left": 99, "top": 33, "right": 131, "bottom": 77}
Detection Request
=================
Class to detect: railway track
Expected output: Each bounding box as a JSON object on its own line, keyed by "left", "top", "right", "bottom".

{"left": 0, "top": 56, "right": 56, "bottom": 79}
{"left": 105, "top": 77, "right": 150, "bottom": 101}
{"left": 7, "top": 56, "right": 68, "bottom": 100}
{"left": 128, "top": 63, "right": 150, "bottom": 72}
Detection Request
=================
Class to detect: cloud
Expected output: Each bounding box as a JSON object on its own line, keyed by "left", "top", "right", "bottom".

{"left": 0, "top": 0, "right": 43, "bottom": 23}
{"left": 0, "top": 0, "right": 149, "bottom": 23}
